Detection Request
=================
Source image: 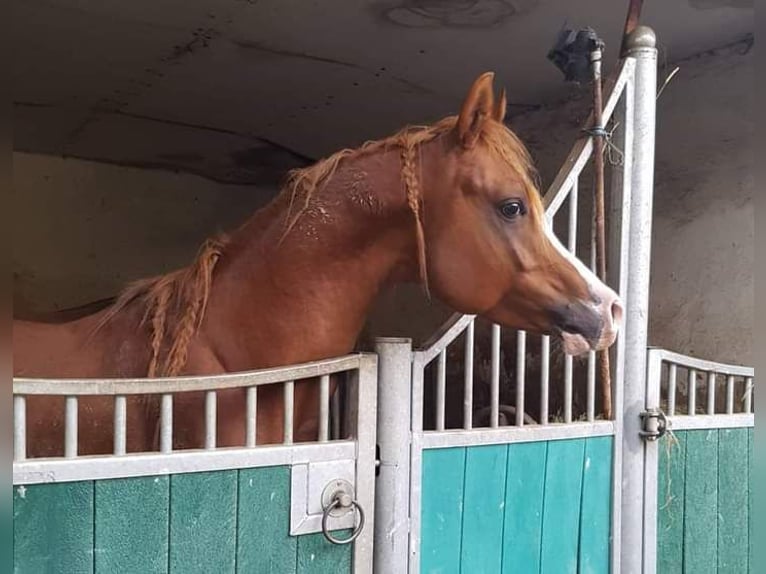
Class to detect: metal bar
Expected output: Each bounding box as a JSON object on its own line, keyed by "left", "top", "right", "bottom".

{"left": 668, "top": 363, "right": 677, "bottom": 416}
{"left": 564, "top": 355, "right": 573, "bottom": 423}
{"left": 463, "top": 320, "right": 474, "bottom": 430}
{"left": 540, "top": 336, "right": 550, "bottom": 425}
{"left": 246, "top": 386, "right": 257, "bottom": 447}
{"left": 666, "top": 413, "right": 754, "bottom": 431}
{"left": 515, "top": 331, "right": 526, "bottom": 426}
{"left": 707, "top": 372, "right": 716, "bottom": 415}
{"left": 436, "top": 350, "right": 446, "bottom": 431}
{"left": 422, "top": 420, "right": 615, "bottom": 449}
{"left": 283, "top": 381, "right": 294, "bottom": 445}
{"left": 568, "top": 179, "right": 579, "bottom": 251}
{"left": 490, "top": 324, "right": 501, "bottom": 428}
{"left": 642, "top": 348, "right": 754, "bottom": 377}
{"left": 331, "top": 384, "right": 341, "bottom": 439}
{"left": 744, "top": 377, "right": 753, "bottom": 413}
{"left": 622, "top": 26, "right": 658, "bottom": 574}
{"left": 408, "top": 352, "right": 426, "bottom": 572}
{"left": 688, "top": 369, "right": 697, "bottom": 416}
{"left": 13, "top": 354, "right": 367, "bottom": 396}
{"left": 587, "top": 350, "right": 596, "bottom": 422}
{"left": 318, "top": 375, "right": 330, "bottom": 442}
{"left": 14, "top": 441, "right": 357, "bottom": 486}
{"left": 420, "top": 313, "right": 476, "bottom": 364}
{"left": 725, "top": 375, "right": 735, "bottom": 414}
{"left": 160, "top": 394, "right": 173, "bottom": 453}
{"left": 65, "top": 396, "right": 78, "bottom": 458}
{"left": 113, "top": 395, "right": 127, "bottom": 455}
{"left": 374, "top": 338, "right": 412, "bottom": 574}
{"left": 205, "top": 391, "right": 217, "bottom": 450}
{"left": 14, "top": 395, "right": 26, "bottom": 462}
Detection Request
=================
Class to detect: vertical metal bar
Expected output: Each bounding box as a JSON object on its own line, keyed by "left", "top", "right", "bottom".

{"left": 622, "top": 26, "right": 658, "bottom": 574}
{"left": 587, "top": 350, "right": 596, "bottom": 422}
{"left": 668, "top": 363, "right": 677, "bottom": 416}
{"left": 331, "top": 385, "right": 342, "bottom": 440}
{"left": 463, "top": 321, "right": 474, "bottom": 430}
{"left": 319, "top": 374, "right": 330, "bottom": 442}
{"left": 435, "top": 350, "right": 446, "bottom": 431}
{"left": 205, "top": 390, "right": 217, "bottom": 450}
{"left": 409, "top": 353, "right": 426, "bottom": 572}
{"left": 160, "top": 393, "right": 173, "bottom": 453}
{"left": 65, "top": 396, "right": 78, "bottom": 458}
{"left": 540, "top": 336, "right": 550, "bottom": 425}
{"left": 688, "top": 369, "right": 697, "bottom": 416}
{"left": 14, "top": 395, "right": 26, "bottom": 462}
{"left": 283, "top": 381, "right": 294, "bottom": 444}
{"left": 113, "top": 395, "right": 127, "bottom": 455}
{"left": 706, "top": 372, "right": 716, "bottom": 415}
{"left": 564, "top": 355, "right": 573, "bottom": 423}
{"left": 374, "top": 339, "right": 412, "bottom": 574}
{"left": 246, "top": 386, "right": 257, "bottom": 447}
{"left": 568, "top": 178, "right": 579, "bottom": 252}
{"left": 725, "top": 375, "right": 735, "bottom": 414}
{"left": 515, "top": 331, "right": 526, "bottom": 426}
{"left": 355, "top": 354, "right": 379, "bottom": 574}
{"left": 490, "top": 323, "right": 501, "bottom": 427}
{"left": 744, "top": 377, "right": 753, "bottom": 413}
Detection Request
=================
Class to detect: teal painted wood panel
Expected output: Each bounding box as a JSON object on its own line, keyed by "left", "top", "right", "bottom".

{"left": 460, "top": 445, "right": 509, "bottom": 574}
{"left": 95, "top": 476, "right": 170, "bottom": 573}
{"left": 657, "top": 432, "right": 687, "bottom": 574}
{"left": 501, "top": 441, "right": 547, "bottom": 574}
{"left": 683, "top": 430, "right": 718, "bottom": 574}
{"left": 296, "top": 531, "right": 352, "bottom": 573}
{"left": 13, "top": 480, "right": 94, "bottom": 574}
{"left": 717, "top": 428, "right": 749, "bottom": 573}
{"left": 237, "top": 466, "right": 297, "bottom": 574}
{"left": 539, "top": 438, "right": 586, "bottom": 574}
{"left": 578, "top": 436, "right": 613, "bottom": 574}
{"left": 420, "top": 447, "right": 467, "bottom": 574}
{"left": 169, "top": 470, "right": 238, "bottom": 573}
{"left": 748, "top": 428, "right": 753, "bottom": 574}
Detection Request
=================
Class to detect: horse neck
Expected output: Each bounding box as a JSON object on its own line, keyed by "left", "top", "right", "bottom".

{"left": 199, "top": 146, "right": 425, "bottom": 370}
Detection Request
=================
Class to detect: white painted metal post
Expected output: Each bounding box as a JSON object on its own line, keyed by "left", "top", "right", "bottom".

{"left": 620, "top": 25, "right": 657, "bottom": 574}
{"left": 374, "top": 337, "right": 413, "bottom": 574}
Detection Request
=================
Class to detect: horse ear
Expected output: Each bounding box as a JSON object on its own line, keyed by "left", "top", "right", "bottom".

{"left": 494, "top": 88, "right": 507, "bottom": 123}
{"left": 457, "top": 72, "right": 495, "bottom": 149}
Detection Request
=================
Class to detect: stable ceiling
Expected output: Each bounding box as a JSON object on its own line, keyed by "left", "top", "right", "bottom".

{"left": 14, "top": 0, "right": 753, "bottom": 186}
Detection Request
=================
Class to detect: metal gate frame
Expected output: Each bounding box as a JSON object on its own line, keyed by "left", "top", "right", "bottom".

{"left": 373, "top": 26, "right": 660, "bottom": 574}
{"left": 13, "top": 353, "right": 379, "bottom": 572}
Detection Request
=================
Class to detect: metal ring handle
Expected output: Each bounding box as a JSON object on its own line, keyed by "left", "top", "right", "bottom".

{"left": 321, "top": 496, "right": 365, "bottom": 545}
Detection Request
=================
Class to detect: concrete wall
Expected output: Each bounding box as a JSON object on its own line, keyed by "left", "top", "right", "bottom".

{"left": 13, "top": 37, "right": 754, "bottom": 366}
{"left": 12, "top": 152, "right": 275, "bottom": 318}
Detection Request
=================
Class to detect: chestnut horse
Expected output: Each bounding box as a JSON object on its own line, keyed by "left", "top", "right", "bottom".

{"left": 13, "top": 72, "right": 623, "bottom": 457}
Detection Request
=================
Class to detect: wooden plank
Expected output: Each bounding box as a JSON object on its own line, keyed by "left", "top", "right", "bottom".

{"left": 683, "top": 429, "right": 718, "bottom": 574}
{"left": 748, "top": 428, "right": 753, "bottom": 574}
{"left": 95, "top": 476, "right": 169, "bottom": 573}
{"left": 13, "top": 481, "right": 94, "bottom": 573}
{"left": 237, "top": 466, "right": 297, "bottom": 574}
{"left": 296, "top": 531, "right": 352, "bottom": 573}
{"left": 657, "top": 432, "right": 687, "bottom": 574}
{"left": 540, "top": 438, "right": 586, "bottom": 574}
{"left": 578, "top": 436, "right": 613, "bottom": 574}
{"left": 717, "top": 428, "right": 748, "bottom": 573}
{"left": 170, "top": 470, "right": 238, "bottom": 573}
{"left": 420, "top": 447, "right": 467, "bottom": 574}
{"left": 460, "top": 445, "right": 508, "bottom": 573}
{"left": 501, "top": 441, "right": 547, "bottom": 574}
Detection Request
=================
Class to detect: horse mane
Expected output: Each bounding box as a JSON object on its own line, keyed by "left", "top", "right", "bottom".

{"left": 95, "top": 236, "right": 228, "bottom": 377}
{"left": 97, "top": 115, "right": 539, "bottom": 378}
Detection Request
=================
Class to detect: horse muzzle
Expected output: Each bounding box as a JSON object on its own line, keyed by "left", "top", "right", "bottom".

{"left": 552, "top": 293, "right": 624, "bottom": 356}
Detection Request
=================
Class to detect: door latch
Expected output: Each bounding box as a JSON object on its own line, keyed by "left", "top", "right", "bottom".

{"left": 639, "top": 408, "right": 668, "bottom": 441}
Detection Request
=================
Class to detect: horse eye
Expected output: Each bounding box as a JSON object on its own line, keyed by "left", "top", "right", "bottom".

{"left": 499, "top": 200, "right": 525, "bottom": 220}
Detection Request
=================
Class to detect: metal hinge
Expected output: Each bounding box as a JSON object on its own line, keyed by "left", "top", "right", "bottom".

{"left": 639, "top": 408, "right": 668, "bottom": 441}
